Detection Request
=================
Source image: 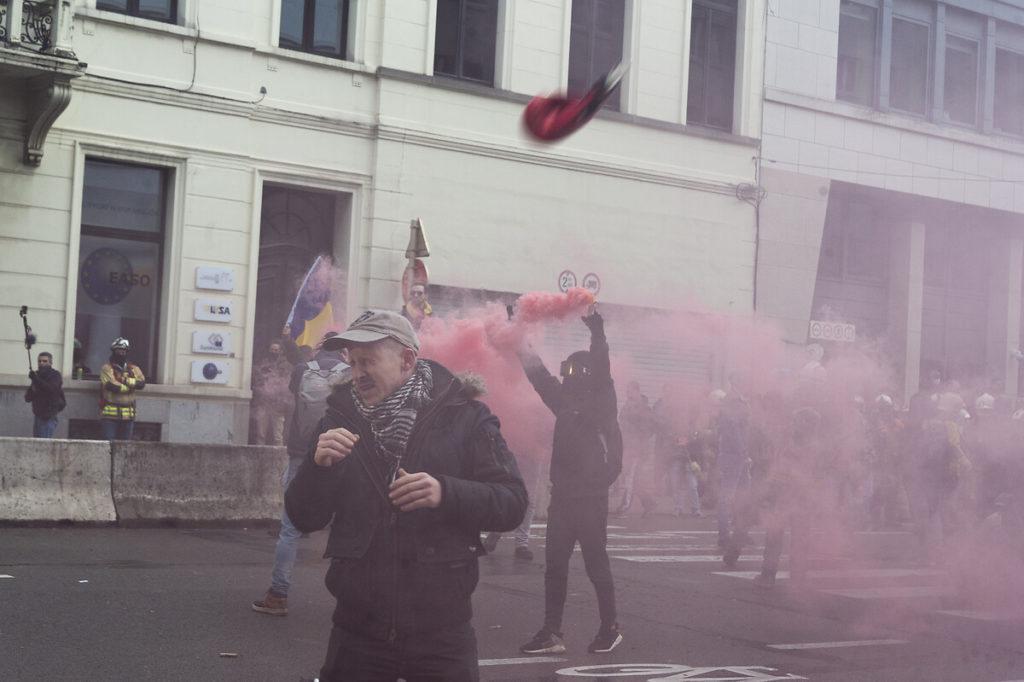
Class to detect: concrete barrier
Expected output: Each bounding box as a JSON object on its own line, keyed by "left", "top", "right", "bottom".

{"left": 0, "top": 437, "right": 117, "bottom": 522}
{"left": 112, "top": 442, "right": 287, "bottom": 522}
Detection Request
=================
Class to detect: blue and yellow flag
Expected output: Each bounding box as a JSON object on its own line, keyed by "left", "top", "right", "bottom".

{"left": 287, "top": 255, "right": 334, "bottom": 348}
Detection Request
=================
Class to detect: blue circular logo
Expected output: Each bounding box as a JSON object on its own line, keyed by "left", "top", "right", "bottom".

{"left": 81, "top": 248, "right": 132, "bottom": 305}
{"left": 202, "top": 363, "right": 220, "bottom": 380}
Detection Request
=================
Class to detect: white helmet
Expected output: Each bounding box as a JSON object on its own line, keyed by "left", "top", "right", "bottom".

{"left": 110, "top": 337, "right": 130, "bottom": 351}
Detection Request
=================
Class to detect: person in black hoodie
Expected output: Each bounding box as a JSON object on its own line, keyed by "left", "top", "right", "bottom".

{"left": 25, "top": 351, "right": 65, "bottom": 438}
{"left": 518, "top": 309, "right": 624, "bottom": 655}
{"left": 285, "top": 310, "right": 527, "bottom": 682}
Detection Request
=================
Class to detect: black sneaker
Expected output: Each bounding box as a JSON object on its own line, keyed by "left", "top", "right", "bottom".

{"left": 514, "top": 546, "right": 534, "bottom": 561}
{"left": 520, "top": 628, "right": 566, "bottom": 654}
{"left": 588, "top": 623, "right": 622, "bottom": 653}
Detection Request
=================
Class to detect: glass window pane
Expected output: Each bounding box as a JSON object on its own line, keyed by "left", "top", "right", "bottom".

{"left": 568, "top": 0, "right": 596, "bottom": 95}
{"left": 82, "top": 160, "right": 164, "bottom": 234}
{"left": 280, "top": 0, "right": 306, "bottom": 49}
{"left": 434, "top": 0, "right": 460, "bottom": 76}
{"left": 312, "top": 0, "right": 344, "bottom": 56}
{"left": 138, "top": 0, "right": 174, "bottom": 22}
{"left": 459, "top": 0, "right": 498, "bottom": 83}
{"left": 96, "top": 0, "right": 129, "bottom": 12}
{"left": 995, "top": 49, "right": 1024, "bottom": 136}
{"left": 569, "top": 0, "right": 624, "bottom": 109}
{"left": 687, "top": 1, "right": 736, "bottom": 130}
{"left": 844, "top": 202, "right": 884, "bottom": 280}
{"left": 75, "top": 235, "right": 161, "bottom": 379}
{"left": 944, "top": 35, "right": 977, "bottom": 125}
{"left": 890, "top": 18, "right": 929, "bottom": 116}
{"left": 837, "top": 1, "right": 877, "bottom": 105}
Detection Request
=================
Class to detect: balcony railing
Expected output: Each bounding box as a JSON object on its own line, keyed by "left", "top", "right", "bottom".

{"left": 0, "top": 0, "right": 75, "bottom": 59}
{"left": 0, "top": 0, "right": 83, "bottom": 165}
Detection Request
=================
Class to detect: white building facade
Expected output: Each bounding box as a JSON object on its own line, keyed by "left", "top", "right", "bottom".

{"left": 759, "top": 0, "right": 1024, "bottom": 404}
{"left": 0, "top": 0, "right": 767, "bottom": 442}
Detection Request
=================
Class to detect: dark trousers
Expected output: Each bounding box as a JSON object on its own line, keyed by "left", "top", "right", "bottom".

{"left": 543, "top": 494, "right": 616, "bottom": 633}
{"left": 320, "top": 621, "right": 478, "bottom": 682}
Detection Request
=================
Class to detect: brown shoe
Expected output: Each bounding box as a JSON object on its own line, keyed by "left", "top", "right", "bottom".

{"left": 252, "top": 591, "right": 288, "bottom": 616}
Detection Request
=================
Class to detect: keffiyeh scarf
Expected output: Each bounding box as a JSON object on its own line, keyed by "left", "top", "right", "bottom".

{"left": 353, "top": 360, "right": 433, "bottom": 479}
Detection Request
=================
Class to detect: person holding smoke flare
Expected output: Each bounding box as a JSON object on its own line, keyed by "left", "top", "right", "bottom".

{"left": 518, "top": 308, "right": 624, "bottom": 655}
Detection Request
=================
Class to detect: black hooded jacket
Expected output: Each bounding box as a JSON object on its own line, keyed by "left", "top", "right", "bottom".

{"left": 521, "top": 325, "right": 623, "bottom": 499}
{"left": 24, "top": 366, "right": 65, "bottom": 420}
{"left": 284, "top": 359, "right": 527, "bottom": 641}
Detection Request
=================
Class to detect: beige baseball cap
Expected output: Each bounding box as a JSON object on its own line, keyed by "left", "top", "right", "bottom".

{"left": 322, "top": 310, "right": 419, "bottom": 353}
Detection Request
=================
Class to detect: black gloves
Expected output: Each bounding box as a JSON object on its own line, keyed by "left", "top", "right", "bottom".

{"left": 582, "top": 310, "right": 604, "bottom": 335}
{"left": 29, "top": 370, "right": 37, "bottom": 381}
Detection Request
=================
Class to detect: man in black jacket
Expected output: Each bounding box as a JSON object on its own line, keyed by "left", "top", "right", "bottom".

{"left": 518, "top": 309, "right": 624, "bottom": 655}
{"left": 24, "top": 351, "right": 65, "bottom": 438}
{"left": 285, "top": 310, "right": 527, "bottom": 682}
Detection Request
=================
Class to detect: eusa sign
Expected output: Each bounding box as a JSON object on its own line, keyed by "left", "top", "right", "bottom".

{"left": 554, "top": 664, "right": 806, "bottom": 680}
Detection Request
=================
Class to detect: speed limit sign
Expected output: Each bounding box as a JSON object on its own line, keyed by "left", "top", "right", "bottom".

{"left": 558, "top": 270, "right": 577, "bottom": 292}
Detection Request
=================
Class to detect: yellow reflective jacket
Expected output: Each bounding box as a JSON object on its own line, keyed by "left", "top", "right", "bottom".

{"left": 100, "top": 362, "right": 146, "bottom": 420}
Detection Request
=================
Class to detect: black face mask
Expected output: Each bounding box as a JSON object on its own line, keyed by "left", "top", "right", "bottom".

{"left": 110, "top": 352, "right": 128, "bottom": 365}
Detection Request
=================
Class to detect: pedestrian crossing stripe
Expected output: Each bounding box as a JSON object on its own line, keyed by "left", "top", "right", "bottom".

{"left": 479, "top": 656, "right": 567, "bottom": 666}
{"left": 615, "top": 554, "right": 762, "bottom": 562}
{"left": 768, "top": 639, "right": 908, "bottom": 650}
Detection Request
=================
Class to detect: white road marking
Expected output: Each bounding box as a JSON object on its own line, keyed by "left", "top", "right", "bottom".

{"left": 0, "top": 574, "right": 13, "bottom": 579}
{"left": 824, "top": 585, "right": 951, "bottom": 599}
{"left": 715, "top": 568, "right": 944, "bottom": 580}
{"left": 607, "top": 544, "right": 725, "bottom": 552}
{"left": 768, "top": 639, "right": 908, "bottom": 650}
{"left": 939, "top": 610, "right": 1024, "bottom": 622}
{"left": 478, "top": 656, "right": 566, "bottom": 666}
{"left": 614, "top": 554, "right": 762, "bottom": 563}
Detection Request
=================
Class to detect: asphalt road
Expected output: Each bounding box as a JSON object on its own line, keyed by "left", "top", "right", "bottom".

{"left": 2, "top": 513, "right": 1023, "bottom": 682}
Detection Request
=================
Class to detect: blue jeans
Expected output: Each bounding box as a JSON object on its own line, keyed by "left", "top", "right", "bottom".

{"left": 33, "top": 416, "right": 58, "bottom": 438}
{"left": 100, "top": 419, "right": 134, "bottom": 441}
{"left": 270, "top": 457, "right": 304, "bottom": 596}
{"left": 670, "top": 458, "right": 701, "bottom": 514}
{"left": 717, "top": 454, "right": 751, "bottom": 543}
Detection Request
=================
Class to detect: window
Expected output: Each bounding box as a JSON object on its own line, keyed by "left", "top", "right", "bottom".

{"left": 995, "top": 48, "right": 1024, "bottom": 136}
{"left": 96, "top": 0, "right": 177, "bottom": 24}
{"left": 943, "top": 35, "right": 978, "bottom": 125}
{"left": 818, "top": 196, "right": 886, "bottom": 282}
{"left": 279, "top": 0, "right": 351, "bottom": 60}
{"left": 75, "top": 160, "right": 167, "bottom": 381}
{"left": 568, "top": 0, "right": 625, "bottom": 111}
{"left": 837, "top": 1, "right": 877, "bottom": 106}
{"left": 434, "top": 0, "right": 499, "bottom": 85}
{"left": 687, "top": 0, "right": 737, "bottom": 131}
{"left": 889, "top": 17, "right": 930, "bottom": 116}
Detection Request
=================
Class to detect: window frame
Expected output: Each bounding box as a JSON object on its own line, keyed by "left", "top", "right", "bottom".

{"left": 75, "top": 158, "right": 171, "bottom": 382}
{"left": 993, "top": 45, "right": 1024, "bottom": 137}
{"left": 96, "top": 0, "right": 179, "bottom": 25}
{"left": 433, "top": 0, "right": 500, "bottom": 86}
{"left": 888, "top": 13, "right": 933, "bottom": 118}
{"left": 687, "top": 0, "right": 738, "bottom": 132}
{"left": 568, "top": 0, "right": 626, "bottom": 112}
{"left": 836, "top": 0, "right": 1024, "bottom": 139}
{"left": 278, "top": 0, "right": 352, "bottom": 61}
{"left": 837, "top": 0, "right": 880, "bottom": 107}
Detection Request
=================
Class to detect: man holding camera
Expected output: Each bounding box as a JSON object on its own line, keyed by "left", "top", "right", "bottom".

{"left": 24, "top": 351, "right": 65, "bottom": 438}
